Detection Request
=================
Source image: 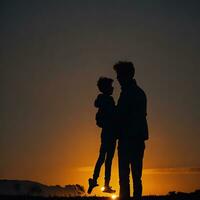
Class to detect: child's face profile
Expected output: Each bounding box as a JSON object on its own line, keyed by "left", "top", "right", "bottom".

{"left": 105, "top": 84, "right": 113, "bottom": 95}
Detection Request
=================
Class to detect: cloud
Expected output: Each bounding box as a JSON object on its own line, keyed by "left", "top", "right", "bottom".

{"left": 77, "top": 166, "right": 93, "bottom": 172}
{"left": 143, "top": 167, "right": 200, "bottom": 175}
{"left": 77, "top": 166, "right": 200, "bottom": 174}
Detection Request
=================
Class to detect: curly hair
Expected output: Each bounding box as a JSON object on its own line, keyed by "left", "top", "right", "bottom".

{"left": 97, "top": 77, "right": 113, "bottom": 93}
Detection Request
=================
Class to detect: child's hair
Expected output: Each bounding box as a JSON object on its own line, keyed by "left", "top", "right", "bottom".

{"left": 97, "top": 77, "right": 113, "bottom": 93}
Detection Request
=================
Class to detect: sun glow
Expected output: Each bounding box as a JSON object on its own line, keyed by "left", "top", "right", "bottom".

{"left": 101, "top": 186, "right": 105, "bottom": 191}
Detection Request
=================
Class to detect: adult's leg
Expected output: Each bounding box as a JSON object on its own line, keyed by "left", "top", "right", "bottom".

{"left": 130, "top": 142, "right": 145, "bottom": 199}
{"left": 118, "top": 142, "right": 130, "bottom": 199}
{"left": 104, "top": 140, "right": 116, "bottom": 186}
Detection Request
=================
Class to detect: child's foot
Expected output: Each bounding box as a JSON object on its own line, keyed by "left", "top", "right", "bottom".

{"left": 102, "top": 185, "right": 116, "bottom": 193}
{"left": 87, "top": 178, "right": 99, "bottom": 194}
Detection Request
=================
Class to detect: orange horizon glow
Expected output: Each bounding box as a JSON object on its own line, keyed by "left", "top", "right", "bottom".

{"left": 1, "top": 123, "right": 200, "bottom": 196}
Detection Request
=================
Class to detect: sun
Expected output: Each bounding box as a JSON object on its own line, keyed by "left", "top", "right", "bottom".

{"left": 111, "top": 194, "right": 117, "bottom": 199}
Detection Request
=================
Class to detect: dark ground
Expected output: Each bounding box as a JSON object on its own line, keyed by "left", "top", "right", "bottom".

{"left": 1, "top": 194, "right": 200, "bottom": 200}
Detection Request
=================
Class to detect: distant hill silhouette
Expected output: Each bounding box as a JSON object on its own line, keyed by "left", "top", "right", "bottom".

{"left": 0, "top": 180, "right": 200, "bottom": 199}
{"left": 0, "top": 180, "right": 85, "bottom": 197}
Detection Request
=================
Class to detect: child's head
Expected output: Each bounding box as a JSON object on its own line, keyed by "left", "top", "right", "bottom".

{"left": 97, "top": 77, "right": 114, "bottom": 95}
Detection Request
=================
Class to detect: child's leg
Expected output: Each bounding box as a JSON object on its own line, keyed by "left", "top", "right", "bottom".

{"left": 88, "top": 142, "right": 107, "bottom": 194}
{"left": 93, "top": 142, "right": 107, "bottom": 181}
{"left": 104, "top": 140, "right": 116, "bottom": 186}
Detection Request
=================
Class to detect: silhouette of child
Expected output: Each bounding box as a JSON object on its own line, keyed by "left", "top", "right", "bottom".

{"left": 88, "top": 77, "right": 117, "bottom": 194}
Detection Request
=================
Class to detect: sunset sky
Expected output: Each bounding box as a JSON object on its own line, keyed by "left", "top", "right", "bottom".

{"left": 1, "top": 0, "right": 200, "bottom": 196}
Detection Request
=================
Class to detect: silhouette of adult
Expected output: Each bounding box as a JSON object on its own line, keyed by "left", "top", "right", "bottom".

{"left": 113, "top": 61, "right": 149, "bottom": 200}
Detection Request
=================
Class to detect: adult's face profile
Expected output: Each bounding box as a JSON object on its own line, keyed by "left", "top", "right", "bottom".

{"left": 117, "top": 74, "right": 126, "bottom": 86}
{"left": 117, "top": 73, "right": 133, "bottom": 87}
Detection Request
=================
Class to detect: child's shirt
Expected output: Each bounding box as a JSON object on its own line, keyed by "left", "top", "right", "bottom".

{"left": 94, "top": 94, "right": 116, "bottom": 140}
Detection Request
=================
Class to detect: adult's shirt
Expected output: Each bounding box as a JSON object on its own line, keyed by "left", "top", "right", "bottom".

{"left": 117, "top": 79, "right": 149, "bottom": 141}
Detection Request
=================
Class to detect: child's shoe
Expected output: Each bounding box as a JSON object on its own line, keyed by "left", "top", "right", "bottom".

{"left": 87, "top": 178, "right": 99, "bottom": 194}
{"left": 102, "top": 185, "right": 116, "bottom": 193}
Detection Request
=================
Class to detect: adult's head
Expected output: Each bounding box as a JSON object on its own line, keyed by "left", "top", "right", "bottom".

{"left": 113, "top": 61, "right": 135, "bottom": 87}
